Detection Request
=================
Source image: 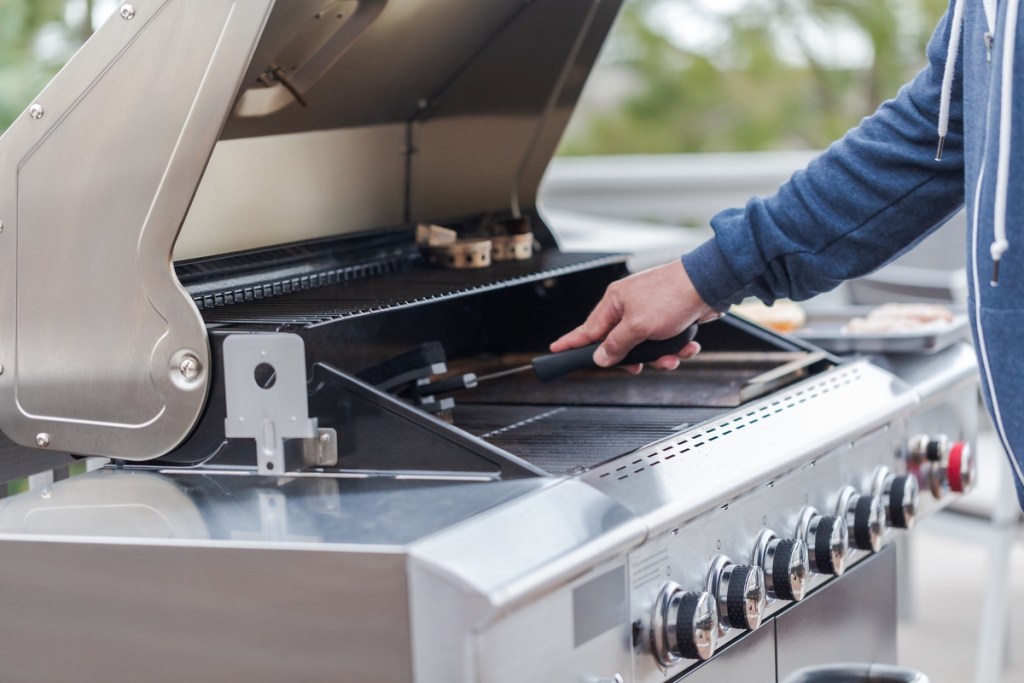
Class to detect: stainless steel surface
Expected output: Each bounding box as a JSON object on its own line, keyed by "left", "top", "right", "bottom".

{"left": 301, "top": 428, "right": 339, "bottom": 468}
{"left": 177, "top": 0, "right": 622, "bottom": 260}
{"left": 0, "top": 0, "right": 275, "bottom": 460}
{"left": 176, "top": 125, "right": 408, "bottom": 260}
{"left": 177, "top": 354, "right": 202, "bottom": 383}
{"left": 680, "top": 623, "right": 777, "bottom": 683}
{"left": 0, "top": 536, "right": 414, "bottom": 683}
{"left": 795, "top": 308, "right": 970, "bottom": 355}
{"left": 583, "top": 361, "right": 918, "bottom": 530}
{"left": 776, "top": 547, "right": 899, "bottom": 680}
{"left": 408, "top": 479, "right": 643, "bottom": 682}
{"left": 222, "top": 334, "right": 318, "bottom": 474}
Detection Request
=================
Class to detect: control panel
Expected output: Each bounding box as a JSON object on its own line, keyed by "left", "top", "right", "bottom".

{"left": 629, "top": 423, "right": 973, "bottom": 681}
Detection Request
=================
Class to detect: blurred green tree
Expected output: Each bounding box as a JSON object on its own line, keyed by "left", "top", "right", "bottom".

{"left": 561, "top": 0, "right": 950, "bottom": 154}
{"left": 0, "top": 0, "right": 89, "bottom": 132}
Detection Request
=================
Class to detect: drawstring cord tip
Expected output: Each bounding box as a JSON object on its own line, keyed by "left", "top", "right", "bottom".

{"left": 935, "top": 136, "right": 946, "bottom": 161}
{"left": 990, "top": 240, "right": 1009, "bottom": 287}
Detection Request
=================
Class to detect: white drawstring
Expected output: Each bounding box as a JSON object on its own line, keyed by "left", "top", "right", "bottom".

{"left": 992, "top": 0, "right": 1020, "bottom": 285}
{"left": 983, "top": 0, "right": 997, "bottom": 34}
{"left": 936, "top": 0, "right": 966, "bottom": 160}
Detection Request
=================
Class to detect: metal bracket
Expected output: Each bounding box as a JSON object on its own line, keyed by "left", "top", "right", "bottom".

{"left": 223, "top": 334, "right": 318, "bottom": 474}
{"left": 286, "top": 427, "right": 339, "bottom": 468}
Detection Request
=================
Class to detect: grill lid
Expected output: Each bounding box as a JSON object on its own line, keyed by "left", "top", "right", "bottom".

{"left": 0, "top": 0, "right": 623, "bottom": 462}
{"left": 178, "top": 0, "right": 623, "bottom": 260}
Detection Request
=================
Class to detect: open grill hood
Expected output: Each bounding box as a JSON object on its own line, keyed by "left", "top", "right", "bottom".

{"left": 0, "top": 0, "right": 622, "bottom": 461}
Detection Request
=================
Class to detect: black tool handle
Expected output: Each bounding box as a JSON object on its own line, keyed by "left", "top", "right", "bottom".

{"left": 532, "top": 324, "right": 699, "bottom": 382}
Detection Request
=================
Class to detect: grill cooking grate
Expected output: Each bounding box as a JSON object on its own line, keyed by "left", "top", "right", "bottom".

{"left": 200, "top": 252, "right": 623, "bottom": 327}
{"left": 455, "top": 405, "right": 722, "bottom": 474}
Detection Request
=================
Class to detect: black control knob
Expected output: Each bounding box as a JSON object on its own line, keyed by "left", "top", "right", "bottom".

{"left": 908, "top": 433, "right": 949, "bottom": 464}
{"left": 753, "top": 530, "right": 809, "bottom": 601}
{"left": 838, "top": 486, "right": 886, "bottom": 552}
{"left": 674, "top": 591, "right": 719, "bottom": 661}
{"left": 651, "top": 582, "right": 719, "bottom": 666}
{"left": 796, "top": 508, "right": 849, "bottom": 576}
{"left": 908, "top": 435, "right": 975, "bottom": 498}
{"left": 883, "top": 474, "right": 919, "bottom": 529}
{"left": 707, "top": 555, "right": 767, "bottom": 631}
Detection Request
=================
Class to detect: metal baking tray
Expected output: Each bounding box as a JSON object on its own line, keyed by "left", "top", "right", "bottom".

{"left": 794, "top": 306, "right": 970, "bottom": 354}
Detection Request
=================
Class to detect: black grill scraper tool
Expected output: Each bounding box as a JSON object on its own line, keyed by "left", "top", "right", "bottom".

{"left": 417, "top": 323, "right": 699, "bottom": 396}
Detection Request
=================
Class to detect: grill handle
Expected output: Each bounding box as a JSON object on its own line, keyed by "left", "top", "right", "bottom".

{"left": 783, "top": 664, "right": 929, "bottom": 683}
{"left": 532, "top": 324, "right": 699, "bottom": 382}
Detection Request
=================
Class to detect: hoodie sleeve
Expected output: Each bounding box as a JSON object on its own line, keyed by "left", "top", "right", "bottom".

{"left": 683, "top": 6, "right": 966, "bottom": 310}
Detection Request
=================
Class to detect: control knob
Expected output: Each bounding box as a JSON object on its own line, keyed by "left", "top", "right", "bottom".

{"left": 651, "top": 582, "right": 719, "bottom": 666}
{"left": 706, "top": 555, "right": 767, "bottom": 631}
{"left": 752, "top": 529, "right": 809, "bottom": 601}
{"left": 946, "top": 441, "right": 976, "bottom": 494}
{"left": 908, "top": 434, "right": 976, "bottom": 497}
{"left": 872, "top": 467, "right": 920, "bottom": 530}
{"left": 836, "top": 486, "right": 886, "bottom": 552}
{"left": 795, "top": 507, "right": 849, "bottom": 576}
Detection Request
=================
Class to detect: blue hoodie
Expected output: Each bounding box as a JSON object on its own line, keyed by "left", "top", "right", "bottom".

{"left": 681, "top": 0, "right": 1024, "bottom": 508}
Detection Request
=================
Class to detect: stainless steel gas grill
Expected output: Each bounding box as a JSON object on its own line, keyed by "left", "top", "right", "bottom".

{"left": 0, "top": 2, "right": 978, "bottom": 682}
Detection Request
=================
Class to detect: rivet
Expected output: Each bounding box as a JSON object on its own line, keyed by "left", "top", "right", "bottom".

{"left": 28, "top": 104, "right": 44, "bottom": 120}
{"left": 0, "top": 219, "right": 4, "bottom": 233}
{"left": 178, "top": 355, "right": 201, "bottom": 382}
{"left": 36, "top": 433, "right": 51, "bottom": 448}
{"left": 0, "top": 363, "right": 4, "bottom": 375}
{"left": 120, "top": 4, "right": 136, "bottom": 20}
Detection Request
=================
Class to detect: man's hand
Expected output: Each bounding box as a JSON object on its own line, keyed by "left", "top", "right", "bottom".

{"left": 549, "top": 260, "right": 717, "bottom": 372}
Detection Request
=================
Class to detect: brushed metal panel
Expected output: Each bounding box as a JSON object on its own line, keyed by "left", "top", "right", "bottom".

{"left": 176, "top": 125, "right": 406, "bottom": 260}
{"left": 408, "top": 479, "right": 645, "bottom": 682}
{"left": 583, "top": 362, "right": 920, "bottom": 533}
{"left": 680, "top": 623, "right": 776, "bottom": 683}
{"left": 0, "top": 0, "right": 274, "bottom": 458}
{"left": 222, "top": 0, "right": 529, "bottom": 137}
{"left": 775, "top": 547, "right": 899, "bottom": 679}
{"left": 411, "top": 0, "right": 617, "bottom": 221}
{"left": 0, "top": 539, "right": 411, "bottom": 683}
{"left": 474, "top": 561, "right": 633, "bottom": 683}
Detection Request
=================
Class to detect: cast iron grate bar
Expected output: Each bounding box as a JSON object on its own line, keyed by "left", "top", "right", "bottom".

{"left": 454, "top": 404, "right": 723, "bottom": 474}
{"left": 200, "top": 252, "right": 625, "bottom": 327}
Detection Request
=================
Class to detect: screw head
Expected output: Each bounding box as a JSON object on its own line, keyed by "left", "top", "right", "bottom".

{"left": 0, "top": 363, "right": 4, "bottom": 375}
{"left": 0, "top": 219, "right": 4, "bottom": 233}
{"left": 178, "top": 355, "right": 201, "bottom": 382}
{"left": 120, "top": 4, "right": 136, "bottom": 20}
{"left": 36, "top": 433, "right": 51, "bottom": 448}
{"left": 28, "top": 104, "right": 44, "bottom": 120}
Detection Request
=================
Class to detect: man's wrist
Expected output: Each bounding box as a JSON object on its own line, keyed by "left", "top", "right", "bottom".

{"left": 681, "top": 238, "right": 745, "bottom": 312}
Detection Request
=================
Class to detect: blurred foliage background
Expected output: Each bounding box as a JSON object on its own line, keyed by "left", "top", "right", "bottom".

{"left": 0, "top": 0, "right": 948, "bottom": 151}
{"left": 560, "top": 0, "right": 949, "bottom": 154}
{"left": 0, "top": 0, "right": 108, "bottom": 131}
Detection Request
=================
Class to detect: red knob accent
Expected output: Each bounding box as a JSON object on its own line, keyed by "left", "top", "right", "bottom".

{"left": 948, "top": 442, "right": 966, "bottom": 493}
